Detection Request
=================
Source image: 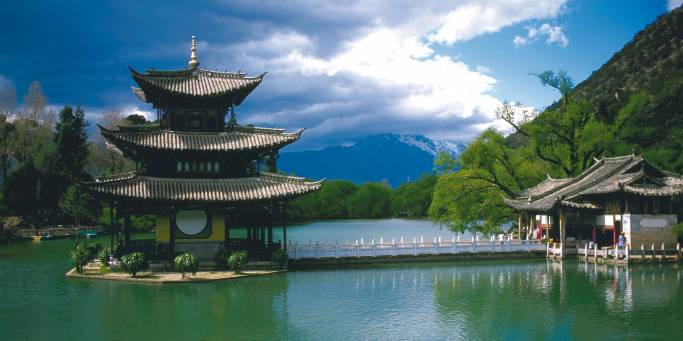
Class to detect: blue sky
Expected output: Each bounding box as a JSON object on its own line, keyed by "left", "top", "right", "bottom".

{"left": 0, "top": 0, "right": 680, "bottom": 150}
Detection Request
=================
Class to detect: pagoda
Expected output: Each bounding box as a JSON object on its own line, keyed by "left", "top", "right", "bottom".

{"left": 80, "top": 36, "right": 322, "bottom": 261}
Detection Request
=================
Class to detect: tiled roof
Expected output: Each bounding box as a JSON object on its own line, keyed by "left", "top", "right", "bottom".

{"left": 80, "top": 172, "right": 323, "bottom": 203}
{"left": 130, "top": 67, "right": 264, "bottom": 105}
{"left": 504, "top": 155, "right": 683, "bottom": 211}
{"left": 99, "top": 125, "right": 302, "bottom": 153}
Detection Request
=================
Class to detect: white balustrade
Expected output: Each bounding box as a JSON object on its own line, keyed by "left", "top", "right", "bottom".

{"left": 287, "top": 236, "right": 546, "bottom": 259}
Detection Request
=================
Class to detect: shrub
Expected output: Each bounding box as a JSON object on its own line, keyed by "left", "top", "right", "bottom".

{"left": 271, "top": 249, "right": 288, "bottom": 267}
{"left": 71, "top": 241, "right": 92, "bottom": 273}
{"left": 97, "top": 249, "right": 110, "bottom": 268}
{"left": 121, "top": 252, "right": 149, "bottom": 277}
{"left": 174, "top": 253, "right": 199, "bottom": 278}
{"left": 227, "top": 250, "right": 248, "bottom": 273}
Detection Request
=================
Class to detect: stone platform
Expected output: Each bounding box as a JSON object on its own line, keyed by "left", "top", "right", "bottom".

{"left": 66, "top": 265, "right": 285, "bottom": 284}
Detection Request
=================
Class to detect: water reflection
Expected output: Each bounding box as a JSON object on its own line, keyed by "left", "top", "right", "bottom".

{"left": 3, "top": 236, "right": 683, "bottom": 340}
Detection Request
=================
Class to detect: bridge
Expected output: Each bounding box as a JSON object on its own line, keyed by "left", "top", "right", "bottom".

{"left": 287, "top": 236, "right": 546, "bottom": 262}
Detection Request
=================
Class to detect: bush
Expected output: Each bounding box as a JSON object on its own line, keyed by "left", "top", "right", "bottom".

{"left": 121, "top": 252, "right": 149, "bottom": 277}
{"left": 97, "top": 249, "right": 110, "bottom": 268}
{"left": 71, "top": 241, "right": 92, "bottom": 273}
{"left": 227, "top": 250, "right": 248, "bottom": 273}
{"left": 174, "top": 253, "right": 199, "bottom": 278}
{"left": 271, "top": 249, "right": 288, "bottom": 267}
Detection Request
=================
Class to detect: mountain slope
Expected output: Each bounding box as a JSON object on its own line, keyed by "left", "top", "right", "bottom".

{"left": 278, "top": 134, "right": 464, "bottom": 187}
{"left": 570, "top": 6, "right": 683, "bottom": 171}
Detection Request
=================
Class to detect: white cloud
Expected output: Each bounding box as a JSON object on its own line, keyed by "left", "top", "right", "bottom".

{"left": 513, "top": 23, "right": 569, "bottom": 47}
{"left": 200, "top": 0, "right": 568, "bottom": 149}
{"left": 669, "top": 0, "right": 683, "bottom": 10}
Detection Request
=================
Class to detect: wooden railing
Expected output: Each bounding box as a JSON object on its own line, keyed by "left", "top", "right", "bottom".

{"left": 287, "top": 236, "right": 545, "bottom": 259}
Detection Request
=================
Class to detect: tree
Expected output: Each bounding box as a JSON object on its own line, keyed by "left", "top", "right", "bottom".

{"left": 123, "top": 114, "right": 149, "bottom": 125}
{"left": 0, "top": 76, "right": 16, "bottom": 117}
{"left": 392, "top": 174, "right": 437, "bottom": 217}
{"left": 347, "top": 182, "right": 393, "bottom": 218}
{"left": 87, "top": 109, "right": 134, "bottom": 177}
{"left": 54, "top": 105, "right": 89, "bottom": 178}
{"left": 8, "top": 118, "right": 53, "bottom": 166}
{"left": 0, "top": 114, "right": 14, "bottom": 180}
{"left": 3, "top": 163, "right": 52, "bottom": 230}
{"left": 429, "top": 130, "right": 545, "bottom": 233}
{"left": 497, "top": 70, "right": 612, "bottom": 177}
{"left": 59, "top": 185, "right": 95, "bottom": 230}
{"left": 22, "top": 81, "right": 48, "bottom": 123}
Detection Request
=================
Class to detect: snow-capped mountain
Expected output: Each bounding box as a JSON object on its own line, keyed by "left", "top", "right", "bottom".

{"left": 278, "top": 134, "right": 465, "bottom": 187}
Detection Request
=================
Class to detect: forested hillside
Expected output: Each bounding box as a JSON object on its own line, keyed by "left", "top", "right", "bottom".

{"left": 567, "top": 6, "right": 683, "bottom": 172}
{"left": 430, "top": 7, "right": 683, "bottom": 233}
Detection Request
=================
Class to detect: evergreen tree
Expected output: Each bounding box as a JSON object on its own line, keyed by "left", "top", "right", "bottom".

{"left": 54, "top": 105, "right": 89, "bottom": 178}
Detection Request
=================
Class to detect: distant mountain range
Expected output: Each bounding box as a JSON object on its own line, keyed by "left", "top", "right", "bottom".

{"left": 278, "top": 134, "right": 465, "bottom": 187}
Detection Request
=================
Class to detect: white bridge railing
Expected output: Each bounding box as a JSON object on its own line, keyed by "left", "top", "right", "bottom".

{"left": 287, "top": 235, "right": 546, "bottom": 259}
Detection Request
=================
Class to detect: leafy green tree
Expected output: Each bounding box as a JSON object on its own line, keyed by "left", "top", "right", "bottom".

{"left": 3, "top": 163, "right": 54, "bottom": 230}
{"left": 347, "top": 182, "right": 393, "bottom": 218}
{"left": 59, "top": 185, "right": 96, "bottom": 230}
{"left": 392, "top": 174, "right": 437, "bottom": 217}
{"left": 8, "top": 118, "right": 53, "bottom": 167}
{"left": 123, "top": 114, "right": 149, "bottom": 125}
{"left": 429, "top": 130, "right": 544, "bottom": 233}
{"left": 498, "top": 71, "right": 613, "bottom": 177}
{"left": 286, "top": 180, "right": 358, "bottom": 221}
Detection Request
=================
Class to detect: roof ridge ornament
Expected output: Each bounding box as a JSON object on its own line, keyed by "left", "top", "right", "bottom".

{"left": 188, "top": 35, "right": 199, "bottom": 69}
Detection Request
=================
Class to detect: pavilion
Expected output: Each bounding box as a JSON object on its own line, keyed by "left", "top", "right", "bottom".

{"left": 504, "top": 155, "right": 683, "bottom": 252}
{"left": 79, "top": 36, "right": 323, "bottom": 261}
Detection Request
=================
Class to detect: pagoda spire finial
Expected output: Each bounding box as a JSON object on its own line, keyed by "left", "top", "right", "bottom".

{"left": 188, "top": 35, "right": 199, "bottom": 69}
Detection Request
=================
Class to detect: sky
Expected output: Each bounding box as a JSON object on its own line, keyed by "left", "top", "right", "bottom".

{"left": 0, "top": 0, "right": 680, "bottom": 151}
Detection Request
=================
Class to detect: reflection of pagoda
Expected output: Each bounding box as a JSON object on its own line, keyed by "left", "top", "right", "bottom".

{"left": 81, "top": 36, "right": 322, "bottom": 260}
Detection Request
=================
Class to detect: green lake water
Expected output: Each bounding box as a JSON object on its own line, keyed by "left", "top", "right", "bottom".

{"left": 1, "top": 219, "right": 683, "bottom": 340}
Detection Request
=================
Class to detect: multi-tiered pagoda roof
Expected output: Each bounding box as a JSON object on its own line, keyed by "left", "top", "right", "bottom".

{"left": 86, "top": 172, "right": 323, "bottom": 203}
{"left": 130, "top": 68, "right": 264, "bottom": 107}
{"left": 99, "top": 124, "right": 303, "bottom": 154}
{"left": 81, "top": 36, "right": 322, "bottom": 204}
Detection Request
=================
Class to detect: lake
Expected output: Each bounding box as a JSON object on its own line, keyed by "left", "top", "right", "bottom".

{"left": 1, "top": 219, "right": 682, "bottom": 340}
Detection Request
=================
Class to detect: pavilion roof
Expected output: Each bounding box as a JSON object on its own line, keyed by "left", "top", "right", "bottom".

{"left": 504, "top": 155, "right": 683, "bottom": 212}
{"left": 130, "top": 67, "right": 264, "bottom": 106}
{"left": 79, "top": 172, "right": 323, "bottom": 203}
{"left": 99, "top": 124, "right": 302, "bottom": 154}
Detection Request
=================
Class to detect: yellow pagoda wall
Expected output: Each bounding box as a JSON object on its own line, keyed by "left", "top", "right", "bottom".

{"left": 155, "top": 210, "right": 225, "bottom": 243}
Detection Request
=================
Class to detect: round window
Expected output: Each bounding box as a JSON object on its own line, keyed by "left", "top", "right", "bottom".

{"left": 175, "top": 210, "right": 208, "bottom": 235}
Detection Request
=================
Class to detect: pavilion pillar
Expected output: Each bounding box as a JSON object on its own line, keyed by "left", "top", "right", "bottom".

{"left": 260, "top": 215, "right": 266, "bottom": 245}
{"left": 169, "top": 209, "right": 176, "bottom": 256}
{"left": 592, "top": 213, "right": 597, "bottom": 243}
{"left": 517, "top": 212, "right": 522, "bottom": 239}
{"left": 268, "top": 212, "right": 274, "bottom": 246}
{"left": 224, "top": 211, "right": 230, "bottom": 251}
{"left": 113, "top": 204, "right": 119, "bottom": 250}
{"left": 559, "top": 209, "right": 566, "bottom": 254}
{"left": 109, "top": 201, "right": 115, "bottom": 253}
{"left": 619, "top": 195, "right": 625, "bottom": 247}
{"left": 123, "top": 208, "right": 131, "bottom": 246}
{"left": 283, "top": 204, "right": 288, "bottom": 250}
{"left": 529, "top": 213, "right": 535, "bottom": 240}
